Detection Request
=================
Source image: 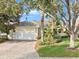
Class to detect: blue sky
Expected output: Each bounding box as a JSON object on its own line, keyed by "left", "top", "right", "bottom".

{"left": 19, "top": 10, "right": 41, "bottom": 22}
{"left": 16, "top": 0, "right": 42, "bottom": 22}
{"left": 16, "top": 0, "right": 20, "bottom": 3}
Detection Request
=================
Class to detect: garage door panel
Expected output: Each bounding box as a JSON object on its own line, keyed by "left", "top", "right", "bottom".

{"left": 9, "top": 29, "right": 37, "bottom": 40}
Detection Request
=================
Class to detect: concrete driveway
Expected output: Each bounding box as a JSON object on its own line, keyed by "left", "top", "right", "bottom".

{"left": 0, "top": 41, "right": 39, "bottom": 59}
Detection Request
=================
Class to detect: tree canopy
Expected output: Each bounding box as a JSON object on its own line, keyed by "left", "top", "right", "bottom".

{"left": 0, "top": 0, "right": 21, "bottom": 16}
{"left": 0, "top": 0, "right": 20, "bottom": 35}
{"left": 21, "top": 0, "right": 79, "bottom": 48}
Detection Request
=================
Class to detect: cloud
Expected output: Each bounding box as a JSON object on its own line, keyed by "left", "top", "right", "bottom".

{"left": 16, "top": 0, "right": 21, "bottom": 3}
{"left": 29, "top": 10, "right": 39, "bottom": 15}
{"left": 19, "top": 13, "right": 27, "bottom": 22}
{"left": 19, "top": 10, "right": 41, "bottom": 21}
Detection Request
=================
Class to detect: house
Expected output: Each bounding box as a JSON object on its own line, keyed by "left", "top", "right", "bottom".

{"left": 9, "top": 21, "right": 39, "bottom": 40}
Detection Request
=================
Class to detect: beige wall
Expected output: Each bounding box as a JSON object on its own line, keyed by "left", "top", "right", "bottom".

{"left": 15, "top": 26, "right": 38, "bottom": 40}
{"left": 16, "top": 26, "right": 37, "bottom": 30}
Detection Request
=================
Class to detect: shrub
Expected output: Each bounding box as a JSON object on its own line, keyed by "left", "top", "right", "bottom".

{"left": 43, "top": 27, "right": 54, "bottom": 45}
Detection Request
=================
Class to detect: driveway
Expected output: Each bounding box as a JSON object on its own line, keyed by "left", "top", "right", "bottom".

{"left": 0, "top": 41, "right": 39, "bottom": 59}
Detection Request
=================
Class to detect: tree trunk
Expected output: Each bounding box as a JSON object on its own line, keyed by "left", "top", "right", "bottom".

{"left": 69, "top": 33, "right": 75, "bottom": 48}
{"left": 41, "top": 28, "right": 44, "bottom": 42}
{"left": 40, "top": 11, "right": 44, "bottom": 42}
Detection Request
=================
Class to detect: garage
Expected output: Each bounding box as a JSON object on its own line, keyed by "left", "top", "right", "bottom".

{"left": 9, "top": 21, "right": 39, "bottom": 40}
{"left": 9, "top": 26, "right": 38, "bottom": 40}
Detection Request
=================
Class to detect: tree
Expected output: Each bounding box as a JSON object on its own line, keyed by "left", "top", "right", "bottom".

{"left": 0, "top": 0, "right": 21, "bottom": 16}
{"left": 0, "top": 0, "right": 20, "bottom": 39}
{"left": 21, "top": 0, "right": 79, "bottom": 48}
{"left": 37, "top": 0, "right": 79, "bottom": 48}
{"left": 45, "top": 0, "right": 79, "bottom": 48}
{"left": 56, "top": 0, "right": 79, "bottom": 48}
{"left": 0, "top": 13, "right": 19, "bottom": 39}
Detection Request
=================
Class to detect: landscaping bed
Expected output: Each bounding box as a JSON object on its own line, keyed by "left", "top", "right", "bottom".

{"left": 0, "top": 38, "right": 8, "bottom": 43}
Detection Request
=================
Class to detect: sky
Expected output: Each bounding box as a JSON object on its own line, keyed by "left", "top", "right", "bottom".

{"left": 16, "top": 0, "right": 75, "bottom": 22}
{"left": 19, "top": 10, "right": 41, "bottom": 22}
{"left": 16, "top": 0, "right": 42, "bottom": 22}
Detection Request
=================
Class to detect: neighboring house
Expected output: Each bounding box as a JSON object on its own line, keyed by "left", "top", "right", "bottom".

{"left": 9, "top": 21, "right": 39, "bottom": 40}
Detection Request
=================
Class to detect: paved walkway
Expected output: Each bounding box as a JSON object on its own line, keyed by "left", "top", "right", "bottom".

{"left": 0, "top": 41, "right": 79, "bottom": 59}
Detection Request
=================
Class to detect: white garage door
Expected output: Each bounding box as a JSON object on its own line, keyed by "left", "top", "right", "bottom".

{"left": 9, "top": 29, "right": 37, "bottom": 40}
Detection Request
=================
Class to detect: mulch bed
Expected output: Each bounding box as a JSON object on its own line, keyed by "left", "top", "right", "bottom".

{"left": 65, "top": 47, "right": 79, "bottom": 51}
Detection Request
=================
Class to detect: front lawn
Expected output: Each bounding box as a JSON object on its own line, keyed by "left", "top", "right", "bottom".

{"left": 37, "top": 38, "right": 79, "bottom": 57}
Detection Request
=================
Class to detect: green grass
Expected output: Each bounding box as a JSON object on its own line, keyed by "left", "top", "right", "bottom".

{"left": 37, "top": 37, "right": 79, "bottom": 57}
{"left": 37, "top": 45, "right": 79, "bottom": 57}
